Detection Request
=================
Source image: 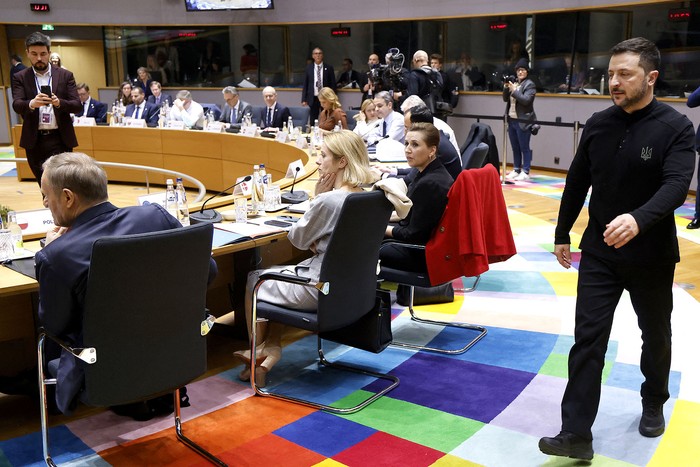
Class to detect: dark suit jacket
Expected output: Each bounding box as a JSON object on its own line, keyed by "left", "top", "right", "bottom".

{"left": 12, "top": 65, "right": 82, "bottom": 150}
{"left": 337, "top": 69, "right": 362, "bottom": 88}
{"left": 125, "top": 101, "right": 160, "bottom": 126}
{"left": 35, "top": 202, "right": 217, "bottom": 414}
{"left": 301, "top": 62, "right": 336, "bottom": 104}
{"left": 259, "top": 104, "right": 291, "bottom": 129}
{"left": 147, "top": 93, "right": 173, "bottom": 107}
{"left": 76, "top": 98, "right": 108, "bottom": 123}
{"left": 219, "top": 100, "right": 253, "bottom": 124}
{"left": 503, "top": 78, "right": 537, "bottom": 131}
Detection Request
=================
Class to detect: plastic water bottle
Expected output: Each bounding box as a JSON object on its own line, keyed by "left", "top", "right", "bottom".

{"left": 164, "top": 179, "right": 178, "bottom": 220}
{"left": 313, "top": 119, "right": 321, "bottom": 147}
{"left": 175, "top": 178, "right": 190, "bottom": 226}
{"left": 252, "top": 165, "right": 262, "bottom": 212}
{"left": 287, "top": 115, "right": 294, "bottom": 133}
{"left": 6, "top": 211, "right": 23, "bottom": 250}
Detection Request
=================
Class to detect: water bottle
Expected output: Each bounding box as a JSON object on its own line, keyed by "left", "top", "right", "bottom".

{"left": 175, "top": 178, "right": 190, "bottom": 226}
{"left": 287, "top": 115, "right": 294, "bottom": 133}
{"left": 164, "top": 179, "right": 178, "bottom": 219}
{"left": 6, "top": 211, "right": 23, "bottom": 250}
{"left": 600, "top": 74, "right": 605, "bottom": 95}
{"left": 313, "top": 119, "right": 321, "bottom": 147}
{"left": 252, "top": 164, "right": 261, "bottom": 212}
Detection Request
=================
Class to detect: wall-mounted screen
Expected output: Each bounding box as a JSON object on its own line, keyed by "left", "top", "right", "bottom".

{"left": 185, "top": 0, "right": 273, "bottom": 11}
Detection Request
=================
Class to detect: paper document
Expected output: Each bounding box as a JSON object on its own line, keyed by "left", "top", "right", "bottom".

{"left": 372, "top": 138, "right": 407, "bottom": 162}
{"left": 286, "top": 200, "right": 310, "bottom": 214}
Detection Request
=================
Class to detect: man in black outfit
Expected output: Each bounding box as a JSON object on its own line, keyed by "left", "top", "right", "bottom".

{"left": 539, "top": 37, "right": 695, "bottom": 460}
{"left": 301, "top": 47, "right": 336, "bottom": 122}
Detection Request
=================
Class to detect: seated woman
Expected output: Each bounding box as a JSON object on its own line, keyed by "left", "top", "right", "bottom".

{"left": 318, "top": 87, "right": 348, "bottom": 131}
{"left": 117, "top": 81, "right": 133, "bottom": 107}
{"left": 352, "top": 98, "right": 379, "bottom": 140}
{"left": 234, "top": 130, "right": 375, "bottom": 386}
{"left": 381, "top": 122, "right": 453, "bottom": 272}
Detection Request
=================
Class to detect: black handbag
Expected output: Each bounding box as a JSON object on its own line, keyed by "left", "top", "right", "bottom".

{"left": 396, "top": 283, "right": 454, "bottom": 306}
{"left": 320, "top": 289, "right": 393, "bottom": 353}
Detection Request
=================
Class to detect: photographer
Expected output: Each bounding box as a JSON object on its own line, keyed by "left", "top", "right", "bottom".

{"left": 403, "top": 50, "right": 443, "bottom": 113}
{"left": 503, "top": 58, "right": 537, "bottom": 181}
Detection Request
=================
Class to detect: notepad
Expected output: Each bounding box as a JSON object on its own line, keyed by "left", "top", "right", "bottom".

{"left": 213, "top": 222, "right": 286, "bottom": 246}
{"left": 286, "top": 200, "right": 310, "bottom": 214}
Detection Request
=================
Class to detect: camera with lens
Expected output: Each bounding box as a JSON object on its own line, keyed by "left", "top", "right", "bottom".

{"left": 503, "top": 74, "right": 517, "bottom": 84}
{"left": 367, "top": 48, "right": 407, "bottom": 93}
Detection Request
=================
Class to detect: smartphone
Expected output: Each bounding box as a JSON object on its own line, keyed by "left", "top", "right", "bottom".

{"left": 277, "top": 215, "right": 299, "bottom": 223}
{"left": 40, "top": 85, "right": 52, "bottom": 96}
{"left": 264, "top": 219, "right": 292, "bottom": 228}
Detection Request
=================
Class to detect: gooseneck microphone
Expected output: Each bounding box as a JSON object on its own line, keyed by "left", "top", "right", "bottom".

{"left": 280, "top": 167, "right": 309, "bottom": 204}
{"left": 189, "top": 175, "right": 252, "bottom": 224}
{"left": 367, "top": 134, "right": 390, "bottom": 147}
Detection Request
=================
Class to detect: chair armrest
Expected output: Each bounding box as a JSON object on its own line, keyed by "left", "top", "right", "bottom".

{"left": 256, "top": 271, "right": 330, "bottom": 296}
{"left": 38, "top": 328, "right": 97, "bottom": 365}
{"left": 379, "top": 239, "right": 426, "bottom": 254}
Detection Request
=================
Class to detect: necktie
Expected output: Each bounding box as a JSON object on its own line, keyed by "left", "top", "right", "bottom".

{"left": 316, "top": 65, "right": 322, "bottom": 92}
{"left": 134, "top": 105, "right": 141, "bottom": 120}
{"left": 156, "top": 96, "right": 161, "bottom": 105}
{"left": 267, "top": 108, "right": 272, "bottom": 127}
{"left": 84, "top": 101, "right": 89, "bottom": 116}
{"left": 232, "top": 107, "right": 237, "bottom": 123}
{"left": 382, "top": 120, "right": 387, "bottom": 137}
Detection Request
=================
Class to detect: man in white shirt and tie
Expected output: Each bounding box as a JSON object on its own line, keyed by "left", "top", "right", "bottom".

{"left": 219, "top": 86, "right": 252, "bottom": 126}
{"left": 301, "top": 47, "right": 336, "bottom": 123}
{"left": 76, "top": 83, "right": 107, "bottom": 123}
{"left": 260, "top": 86, "right": 291, "bottom": 130}
{"left": 369, "top": 91, "right": 405, "bottom": 144}
{"left": 125, "top": 87, "right": 159, "bottom": 126}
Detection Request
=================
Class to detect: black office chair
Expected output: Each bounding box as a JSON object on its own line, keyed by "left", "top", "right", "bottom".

{"left": 345, "top": 109, "right": 360, "bottom": 131}
{"left": 249, "top": 190, "right": 399, "bottom": 414}
{"left": 462, "top": 142, "right": 489, "bottom": 169}
{"left": 38, "top": 223, "right": 226, "bottom": 467}
{"left": 288, "top": 106, "right": 311, "bottom": 131}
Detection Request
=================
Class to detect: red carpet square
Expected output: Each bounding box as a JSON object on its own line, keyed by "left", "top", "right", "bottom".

{"left": 334, "top": 431, "right": 444, "bottom": 467}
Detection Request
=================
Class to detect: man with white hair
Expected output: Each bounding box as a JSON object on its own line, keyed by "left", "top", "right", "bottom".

{"left": 170, "top": 90, "right": 205, "bottom": 128}
{"left": 400, "top": 95, "right": 458, "bottom": 152}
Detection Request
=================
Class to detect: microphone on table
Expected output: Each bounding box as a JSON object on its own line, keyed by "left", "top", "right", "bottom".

{"left": 280, "top": 166, "right": 309, "bottom": 204}
{"left": 189, "top": 175, "right": 252, "bottom": 224}
{"left": 358, "top": 120, "right": 381, "bottom": 140}
{"left": 367, "top": 134, "right": 390, "bottom": 147}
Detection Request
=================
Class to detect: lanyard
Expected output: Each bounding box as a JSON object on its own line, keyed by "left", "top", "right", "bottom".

{"left": 34, "top": 72, "right": 52, "bottom": 94}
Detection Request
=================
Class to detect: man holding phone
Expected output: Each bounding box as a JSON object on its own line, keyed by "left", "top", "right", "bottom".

{"left": 11, "top": 32, "right": 81, "bottom": 184}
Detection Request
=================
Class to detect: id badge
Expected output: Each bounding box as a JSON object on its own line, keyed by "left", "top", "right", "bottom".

{"left": 39, "top": 107, "right": 54, "bottom": 125}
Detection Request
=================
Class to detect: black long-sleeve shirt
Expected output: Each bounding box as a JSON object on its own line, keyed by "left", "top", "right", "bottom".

{"left": 555, "top": 99, "right": 695, "bottom": 265}
{"left": 393, "top": 158, "right": 453, "bottom": 244}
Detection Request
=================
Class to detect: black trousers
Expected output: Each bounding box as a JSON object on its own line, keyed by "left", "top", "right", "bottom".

{"left": 309, "top": 96, "right": 321, "bottom": 124}
{"left": 379, "top": 240, "right": 427, "bottom": 273}
{"left": 561, "top": 252, "right": 674, "bottom": 440}
{"left": 26, "top": 132, "right": 72, "bottom": 185}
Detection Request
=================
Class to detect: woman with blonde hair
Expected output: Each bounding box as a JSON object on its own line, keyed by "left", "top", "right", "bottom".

{"left": 234, "top": 130, "right": 373, "bottom": 386}
{"left": 49, "top": 52, "right": 63, "bottom": 68}
{"left": 353, "top": 98, "right": 379, "bottom": 139}
{"left": 135, "top": 66, "right": 154, "bottom": 99}
{"left": 318, "top": 86, "right": 348, "bottom": 131}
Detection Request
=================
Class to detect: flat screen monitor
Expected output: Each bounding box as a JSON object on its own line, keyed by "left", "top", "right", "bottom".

{"left": 185, "top": 0, "right": 273, "bottom": 10}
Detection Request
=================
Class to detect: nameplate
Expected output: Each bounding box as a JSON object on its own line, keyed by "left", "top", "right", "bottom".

{"left": 166, "top": 120, "right": 186, "bottom": 130}
{"left": 73, "top": 116, "right": 96, "bottom": 126}
{"left": 14, "top": 208, "right": 55, "bottom": 237}
{"left": 285, "top": 159, "right": 306, "bottom": 177}
{"left": 296, "top": 136, "right": 308, "bottom": 149}
{"left": 240, "top": 125, "right": 257, "bottom": 137}
{"left": 127, "top": 118, "right": 147, "bottom": 128}
{"left": 275, "top": 131, "right": 289, "bottom": 143}
{"left": 233, "top": 176, "right": 253, "bottom": 196}
{"left": 205, "top": 121, "right": 225, "bottom": 133}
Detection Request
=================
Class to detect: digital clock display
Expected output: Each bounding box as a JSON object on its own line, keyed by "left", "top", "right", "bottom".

{"left": 30, "top": 3, "right": 51, "bottom": 12}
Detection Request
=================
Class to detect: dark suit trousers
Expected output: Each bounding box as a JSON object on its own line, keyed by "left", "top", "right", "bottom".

{"left": 309, "top": 97, "right": 321, "bottom": 123}
{"left": 561, "top": 252, "right": 674, "bottom": 440}
{"left": 379, "top": 239, "right": 428, "bottom": 273}
{"left": 27, "top": 131, "right": 72, "bottom": 184}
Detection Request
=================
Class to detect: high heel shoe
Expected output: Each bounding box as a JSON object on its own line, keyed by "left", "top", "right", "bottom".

{"left": 233, "top": 347, "right": 265, "bottom": 382}
{"left": 252, "top": 344, "right": 282, "bottom": 388}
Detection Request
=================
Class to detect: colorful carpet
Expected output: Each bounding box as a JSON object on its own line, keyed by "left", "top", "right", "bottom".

{"left": 1, "top": 175, "right": 699, "bottom": 466}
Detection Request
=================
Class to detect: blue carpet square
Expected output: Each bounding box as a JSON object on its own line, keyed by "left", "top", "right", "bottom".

{"left": 476, "top": 271, "right": 555, "bottom": 295}
{"left": 0, "top": 425, "right": 93, "bottom": 466}
{"left": 606, "top": 361, "right": 681, "bottom": 398}
{"left": 274, "top": 411, "right": 376, "bottom": 457}
{"left": 365, "top": 352, "right": 535, "bottom": 423}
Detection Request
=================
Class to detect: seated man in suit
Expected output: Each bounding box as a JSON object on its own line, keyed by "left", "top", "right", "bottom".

{"left": 260, "top": 86, "right": 291, "bottom": 130}
{"left": 147, "top": 81, "right": 173, "bottom": 107}
{"left": 368, "top": 91, "right": 405, "bottom": 144}
{"left": 170, "top": 90, "right": 205, "bottom": 129}
{"left": 125, "top": 87, "right": 159, "bottom": 126}
{"left": 36, "top": 151, "right": 217, "bottom": 415}
{"left": 219, "top": 85, "right": 252, "bottom": 126}
{"left": 75, "top": 83, "right": 107, "bottom": 123}
{"left": 336, "top": 58, "right": 361, "bottom": 89}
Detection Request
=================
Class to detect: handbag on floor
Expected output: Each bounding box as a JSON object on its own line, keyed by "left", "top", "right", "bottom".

{"left": 396, "top": 283, "right": 454, "bottom": 306}
{"left": 320, "top": 289, "right": 392, "bottom": 353}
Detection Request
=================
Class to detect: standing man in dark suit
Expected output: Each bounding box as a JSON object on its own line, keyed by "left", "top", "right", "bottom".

{"left": 125, "top": 87, "right": 159, "bottom": 126}
{"left": 147, "top": 81, "right": 173, "bottom": 108}
{"left": 9, "top": 54, "right": 26, "bottom": 81}
{"left": 75, "top": 83, "right": 107, "bottom": 123}
{"left": 261, "top": 86, "right": 291, "bottom": 130}
{"left": 219, "top": 86, "right": 252, "bottom": 125}
{"left": 11, "top": 32, "right": 81, "bottom": 184}
{"left": 336, "top": 58, "right": 361, "bottom": 89}
{"left": 36, "top": 152, "right": 217, "bottom": 414}
{"left": 301, "top": 47, "right": 336, "bottom": 122}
